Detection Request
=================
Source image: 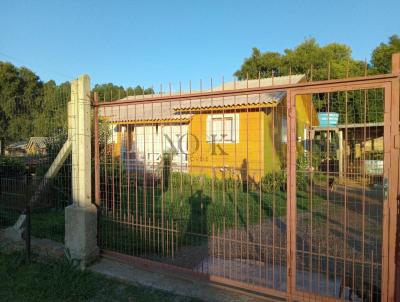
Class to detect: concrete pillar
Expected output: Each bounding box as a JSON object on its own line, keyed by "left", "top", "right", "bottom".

{"left": 65, "top": 75, "right": 98, "bottom": 267}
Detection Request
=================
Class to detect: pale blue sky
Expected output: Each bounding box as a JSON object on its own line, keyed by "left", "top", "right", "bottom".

{"left": 0, "top": 0, "right": 399, "bottom": 89}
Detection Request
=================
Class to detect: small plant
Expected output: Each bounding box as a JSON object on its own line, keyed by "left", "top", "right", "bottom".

{"left": 261, "top": 170, "right": 286, "bottom": 193}
{"left": 296, "top": 153, "right": 310, "bottom": 191}
{"left": 160, "top": 149, "right": 176, "bottom": 189}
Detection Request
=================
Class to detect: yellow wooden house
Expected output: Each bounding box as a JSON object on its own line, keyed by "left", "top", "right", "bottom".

{"left": 181, "top": 75, "right": 318, "bottom": 182}
{"left": 100, "top": 74, "right": 318, "bottom": 182}
{"left": 26, "top": 137, "right": 48, "bottom": 155}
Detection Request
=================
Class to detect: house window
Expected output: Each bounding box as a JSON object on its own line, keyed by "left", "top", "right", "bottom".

{"left": 206, "top": 114, "right": 239, "bottom": 143}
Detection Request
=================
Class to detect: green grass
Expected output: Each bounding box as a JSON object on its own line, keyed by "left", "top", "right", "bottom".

{"left": 0, "top": 206, "right": 65, "bottom": 242}
{"left": 30, "top": 209, "right": 65, "bottom": 242}
{"left": 99, "top": 171, "right": 325, "bottom": 255}
{"left": 0, "top": 207, "right": 20, "bottom": 227}
{"left": 99, "top": 174, "right": 289, "bottom": 255}
{"left": 107, "top": 171, "right": 323, "bottom": 232}
{"left": 0, "top": 252, "right": 201, "bottom": 302}
{"left": 2, "top": 170, "right": 324, "bottom": 255}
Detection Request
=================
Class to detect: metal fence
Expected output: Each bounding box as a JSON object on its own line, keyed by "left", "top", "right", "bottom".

{"left": 93, "top": 56, "right": 400, "bottom": 301}
{"left": 1, "top": 55, "right": 398, "bottom": 301}
{"left": 0, "top": 176, "right": 29, "bottom": 229}
{"left": 0, "top": 85, "right": 71, "bottom": 245}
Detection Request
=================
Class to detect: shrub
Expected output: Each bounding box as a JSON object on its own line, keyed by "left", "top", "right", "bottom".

{"left": 0, "top": 157, "right": 26, "bottom": 178}
{"left": 261, "top": 170, "right": 286, "bottom": 193}
{"left": 296, "top": 153, "right": 310, "bottom": 191}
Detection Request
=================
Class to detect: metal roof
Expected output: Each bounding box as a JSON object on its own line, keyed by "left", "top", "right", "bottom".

{"left": 99, "top": 74, "right": 305, "bottom": 123}
{"left": 176, "top": 91, "right": 285, "bottom": 111}
{"left": 313, "top": 122, "right": 384, "bottom": 131}
{"left": 6, "top": 141, "right": 27, "bottom": 150}
{"left": 26, "top": 137, "right": 48, "bottom": 150}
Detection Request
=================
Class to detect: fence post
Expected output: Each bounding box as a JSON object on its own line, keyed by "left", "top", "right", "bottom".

{"left": 392, "top": 52, "right": 400, "bottom": 302}
{"left": 65, "top": 75, "right": 99, "bottom": 267}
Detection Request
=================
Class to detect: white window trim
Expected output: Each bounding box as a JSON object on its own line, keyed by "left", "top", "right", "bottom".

{"left": 206, "top": 113, "right": 240, "bottom": 144}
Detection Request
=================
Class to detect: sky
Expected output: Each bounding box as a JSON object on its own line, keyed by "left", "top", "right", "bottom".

{"left": 0, "top": 0, "right": 399, "bottom": 89}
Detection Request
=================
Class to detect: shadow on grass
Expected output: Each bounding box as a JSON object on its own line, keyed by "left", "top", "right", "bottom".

{"left": 98, "top": 171, "right": 325, "bottom": 261}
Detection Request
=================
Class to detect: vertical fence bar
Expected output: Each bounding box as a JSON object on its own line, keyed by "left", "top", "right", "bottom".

{"left": 94, "top": 92, "right": 101, "bottom": 208}
{"left": 287, "top": 88, "right": 296, "bottom": 299}
{"left": 25, "top": 205, "right": 31, "bottom": 263}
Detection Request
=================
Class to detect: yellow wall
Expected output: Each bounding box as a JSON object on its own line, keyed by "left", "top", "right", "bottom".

{"left": 188, "top": 95, "right": 316, "bottom": 182}
{"left": 263, "top": 106, "right": 285, "bottom": 174}
{"left": 295, "top": 94, "right": 319, "bottom": 132}
{"left": 188, "top": 110, "right": 266, "bottom": 182}
{"left": 27, "top": 145, "right": 44, "bottom": 155}
{"left": 113, "top": 130, "right": 122, "bottom": 158}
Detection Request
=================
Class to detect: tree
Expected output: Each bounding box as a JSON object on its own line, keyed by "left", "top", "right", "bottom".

{"left": 92, "top": 83, "right": 154, "bottom": 102}
{"left": 371, "top": 35, "right": 400, "bottom": 73}
{"left": 234, "top": 48, "right": 283, "bottom": 80}
{"left": 0, "top": 62, "right": 43, "bottom": 154}
{"left": 234, "top": 37, "right": 400, "bottom": 124}
{"left": 33, "top": 80, "right": 70, "bottom": 137}
{"left": 234, "top": 38, "right": 365, "bottom": 80}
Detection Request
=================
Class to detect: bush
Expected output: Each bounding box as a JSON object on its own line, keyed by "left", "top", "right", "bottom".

{"left": 0, "top": 157, "right": 26, "bottom": 178}
{"left": 260, "top": 155, "right": 310, "bottom": 193}
{"left": 261, "top": 170, "right": 286, "bottom": 193}
{"left": 296, "top": 154, "right": 310, "bottom": 191}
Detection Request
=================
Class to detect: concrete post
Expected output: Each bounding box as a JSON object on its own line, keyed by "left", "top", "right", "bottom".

{"left": 65, "top": 75, "right": 99, "bottom": 267}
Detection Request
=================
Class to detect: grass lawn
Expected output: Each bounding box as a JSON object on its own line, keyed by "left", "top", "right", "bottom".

{"left": 30, "top": 209, "right": 65, "bottom": 242}
{"left": 2, "top": 170, "right": 325, "bottom": 256}
{"left": 0, "top": 252, "right": 201, "bottom": 302}
{"left": 0, "top": 207, "right": 20, "bottom": 227}
{"left": 0, "top": 207, "right": 65, "bottom": 243}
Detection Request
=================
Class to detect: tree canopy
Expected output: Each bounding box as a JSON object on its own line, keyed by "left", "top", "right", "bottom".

{"left": 234, "top": 35, "right": 399, "bottom": 124}
{"left": 33, "top": 80, "right": 71, "bottom": 138}
{"left": 0, "top": 62, "right": 43, "bottom": 152}
{"left": 92, "top": 83, "right": 154, "bottom": 102}
{"left": 235, "top": 36, "right": 399, "bottom": 80}
{"left": 0, "top": 64, "right": 153, "bottom": 153}
{"left": 371, "top": 35, "right": 400, "bottom": 73}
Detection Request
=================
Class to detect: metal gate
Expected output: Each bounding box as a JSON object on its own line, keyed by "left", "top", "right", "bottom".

{"left": 94, "top": 55, "right": 400, "bottom": 301}
{"left": 289, "top": 77, "right": 399, "bottom": 301}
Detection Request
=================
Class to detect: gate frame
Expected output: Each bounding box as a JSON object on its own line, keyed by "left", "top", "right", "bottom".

{"left": 287, "top": 73, "right": 399, "bottom": 302}
{"left": 93, "top": 54, "right": 400, "bottom": 302}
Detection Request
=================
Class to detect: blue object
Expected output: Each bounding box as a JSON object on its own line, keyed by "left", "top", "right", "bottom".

{"left": 317, "top": 112, "right": 339, "bottom": 127}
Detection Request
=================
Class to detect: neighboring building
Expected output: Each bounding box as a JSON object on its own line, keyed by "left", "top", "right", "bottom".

{"left": 5, "top": 141, "right": 27, "bottom": 157}
{"left": 312, "top": 122, "right": 384, "bottom": 179}
{"left": 25, "top": 137, "right": 48, "bottom": 155}
{"left": 99, "top": 75, "right": 318, "bottom": 182}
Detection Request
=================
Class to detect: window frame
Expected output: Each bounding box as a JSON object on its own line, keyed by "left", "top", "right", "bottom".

{"left": 206, "top": 113, "right": 239, "bottom": 144}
